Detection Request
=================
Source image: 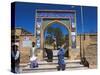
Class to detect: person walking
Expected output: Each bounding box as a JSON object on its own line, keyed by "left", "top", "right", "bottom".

{"left": 57, "top": 45, "right": 66, "bottom": 71}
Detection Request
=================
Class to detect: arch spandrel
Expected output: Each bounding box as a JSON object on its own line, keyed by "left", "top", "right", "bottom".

{"left": 42, "top": 19, "right": 71, "bottom": 32}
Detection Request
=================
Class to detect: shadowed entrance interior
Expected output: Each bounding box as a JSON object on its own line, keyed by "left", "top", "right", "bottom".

{"left": 43, "top": 21, "right": 70, "bottom": 59}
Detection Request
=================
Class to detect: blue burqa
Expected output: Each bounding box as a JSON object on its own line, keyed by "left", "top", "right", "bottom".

{"left": 58, "top": 48, "right": 65, "bottom": 65}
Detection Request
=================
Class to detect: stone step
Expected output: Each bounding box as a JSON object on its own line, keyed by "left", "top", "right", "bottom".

{"left": 25, "top": 63, "right": 84, "bottom": 70}
{"left": 38, "top": 59, "right": 81, "bottom": 65}
{"left": 21, "top": 63, "right": 87, "bottom": 73}
{"left": 20, "top": 59, "right": 81, "bottom": 67}
{"left": 21, "top": 67, "right": 88, "bottom": 73}
{"left": 44, "top": 56, "right": 68, "bottom": 60}
{"left": 20, "top": 59, "right": 88, "bottom": 73}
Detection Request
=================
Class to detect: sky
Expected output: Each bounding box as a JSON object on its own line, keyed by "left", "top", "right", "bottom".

{"left": 14, "top": 2, "right": 97, "bottom": 35}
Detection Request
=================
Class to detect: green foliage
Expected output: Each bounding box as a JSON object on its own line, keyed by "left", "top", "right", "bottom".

{"left": 45, "top": 26, "right": 67, "bottom": 48}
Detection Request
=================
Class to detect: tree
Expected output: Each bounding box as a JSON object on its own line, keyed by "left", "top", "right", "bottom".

{"left": 53, "top": 28, "right": 63, "bottom": 48}
{"left": 45, "top": 25, "right": 67, "bottom": 49}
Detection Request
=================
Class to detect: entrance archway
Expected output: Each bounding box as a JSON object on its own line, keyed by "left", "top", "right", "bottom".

{"left": 43, "top": 20, "right": 70, "bottom": 57}
{"left": 35, "top": 10, "right": 78, "bottom": 60}
{"left": 41, "top": 18, "right": 71, "bottom": 49}
{"left": 42, "top": 19, "right": 71, "bottom": 48}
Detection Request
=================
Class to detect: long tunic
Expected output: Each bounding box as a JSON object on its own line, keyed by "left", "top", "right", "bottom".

{"left": 30, "top": 47, "right": 37, "bottom": 61}
{"left": 58, "top": 48, "right": 65, "bottom": 65}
